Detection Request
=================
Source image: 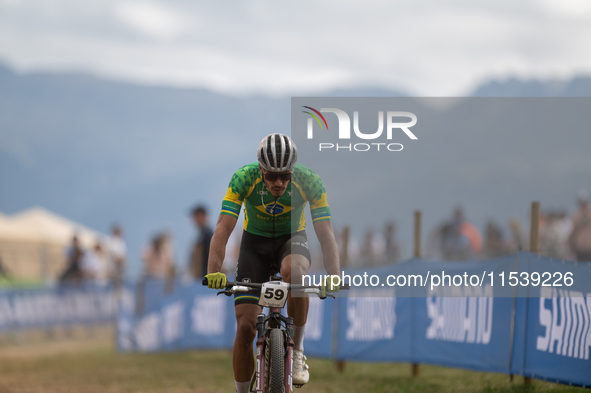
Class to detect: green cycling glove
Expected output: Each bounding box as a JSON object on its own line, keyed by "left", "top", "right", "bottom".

{"left": 321, "top": 275, "right": 341, "bottom": 297}
{"left": 327, "top": 275, "right": 341, "bottom": 292}
{"left": 205, "top": 272, "right": 227, "bottom": 289}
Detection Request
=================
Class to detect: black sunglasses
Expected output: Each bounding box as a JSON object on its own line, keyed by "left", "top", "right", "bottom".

{"left": 263, "top": 172, "right": 292, "bottom": 182}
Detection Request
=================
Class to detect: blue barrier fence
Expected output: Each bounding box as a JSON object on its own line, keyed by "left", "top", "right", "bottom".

{"left": 0, "top": 283, "right": 114, "bottom": 331}
{"left": 1, "top": 252, "right": 589, "bottom": 387}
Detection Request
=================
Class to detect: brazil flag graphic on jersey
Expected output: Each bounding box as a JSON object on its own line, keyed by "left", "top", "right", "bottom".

{"left": 220, "top": 163, "right": 331, "bottom": 237}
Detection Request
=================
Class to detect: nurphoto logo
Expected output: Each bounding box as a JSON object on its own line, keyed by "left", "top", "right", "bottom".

{"left": 302, "top": 106, "right": 418, "bottom": 152}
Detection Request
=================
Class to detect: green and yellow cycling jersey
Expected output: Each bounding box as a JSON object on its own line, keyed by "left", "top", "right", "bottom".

{"left": 220, "top": 163, "right": 331, "bottom": 237}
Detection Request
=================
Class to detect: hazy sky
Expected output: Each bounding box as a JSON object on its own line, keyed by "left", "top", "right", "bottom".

{"left": 1, "top": 0, "right": 591, "bottom": 96}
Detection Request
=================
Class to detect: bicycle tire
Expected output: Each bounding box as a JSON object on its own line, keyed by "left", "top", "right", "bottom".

{"left": 266, "top": 328, "right": 285, "bottom": 393}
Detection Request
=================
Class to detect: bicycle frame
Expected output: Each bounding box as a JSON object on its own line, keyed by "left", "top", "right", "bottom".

{"left": 203, "top": 276, "right": 347, "bottom": 393}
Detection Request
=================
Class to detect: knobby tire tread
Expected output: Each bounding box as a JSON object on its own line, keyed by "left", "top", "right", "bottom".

{"left": 266, "top": 328, "right": 285, "bottom": 393}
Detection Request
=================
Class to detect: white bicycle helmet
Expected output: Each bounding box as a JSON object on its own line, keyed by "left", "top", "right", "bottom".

{"left": 257, "top": 133, "right": 298, "bottom": 172}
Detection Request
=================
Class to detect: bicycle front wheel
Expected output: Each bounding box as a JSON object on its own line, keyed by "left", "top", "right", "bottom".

{"left": 265, "top": 328, "right": 285, "bottom": 393}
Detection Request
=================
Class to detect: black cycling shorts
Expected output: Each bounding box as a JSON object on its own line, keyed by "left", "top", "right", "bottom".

{"left": 234, "top": 230, "right": 311, "bottom": 306}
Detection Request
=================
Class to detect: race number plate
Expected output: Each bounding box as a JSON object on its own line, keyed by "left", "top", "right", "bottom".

{"left": 259, "top": 281, "right": 289, "bottom": 308}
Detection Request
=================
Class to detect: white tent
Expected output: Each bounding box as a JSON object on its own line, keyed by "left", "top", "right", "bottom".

{"left": 0, "top": 207, "right": 107, "bottom": 281}
{"left": 4, "top": 207, "right": 104, "bottom": 248}
{"left": 0, "top": 212, "right": 43, "bottom": 243}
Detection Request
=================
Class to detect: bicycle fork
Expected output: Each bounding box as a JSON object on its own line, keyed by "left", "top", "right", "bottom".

{"left": 285, "top": 324, "right": 294, "bottom": 393}
{"left": 254, "top": 314, "right": 265, "bottom": 393}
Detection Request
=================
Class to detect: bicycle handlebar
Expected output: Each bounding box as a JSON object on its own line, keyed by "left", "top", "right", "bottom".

{"left": 202, "top": 277, "right": 350, "bottom": 291}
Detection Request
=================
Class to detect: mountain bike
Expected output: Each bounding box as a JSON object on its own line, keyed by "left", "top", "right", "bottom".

{"left": 203, "top": 276, "right": 348, "bottom": 393}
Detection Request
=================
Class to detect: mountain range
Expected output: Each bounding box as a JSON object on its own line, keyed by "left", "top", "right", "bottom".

{"left": 1, "top": 62, "right": 590, "bottom": 277}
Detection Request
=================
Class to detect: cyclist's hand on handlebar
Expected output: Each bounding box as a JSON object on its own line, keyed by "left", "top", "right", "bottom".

{"left": 205, "top": 272, "right": 227, "bottom": 289}
{"left": 327, "top": 275, "right": 340, "bottom": 292}
{"left": 322, "top": 275, "right": 341, "bottom": 294}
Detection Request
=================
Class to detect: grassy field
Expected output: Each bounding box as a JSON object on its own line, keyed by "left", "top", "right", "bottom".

{"left": 0, "top": 277, "right": 45, "bottom": 289}
{"left": 0, "top": 328, "right": 587, "bottom": 393}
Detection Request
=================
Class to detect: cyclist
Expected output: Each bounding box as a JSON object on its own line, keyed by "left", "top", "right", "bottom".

{"left": 205, "top": 133, "right": 341, "bottom": 393}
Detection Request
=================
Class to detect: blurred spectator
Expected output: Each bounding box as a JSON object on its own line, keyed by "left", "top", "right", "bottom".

{"left": 359, "top": 230, "right": 376, "bottom": 263}
{"left": 482, "top": 220, "right": 506, "bottom": 258}
{"left": 82, "top": 241, "right": 109, "bottom": 285}
{"left": 143, "top": 232, "right": 174, "bottom": 279}
{"left": 189, "top": 205, "right": 213, "bottom": 279}
{"left": 428, "top": 208, "right": 482, "bottom": 261}
{"left": 59, "top": 235, "right": 85, "bottom": 284}
{"left": 336, "top": 226, "right": 362, "bottom": 269}
{"left": 359, "top": 229, "right": 385, "bottom": 266}
{"left": 384, "top": 222, "right": 401, "bottom": 264}
{"left": 345, "top": 230, "right": 361, "bottom": 268}
{"left": 106, "top": 224, "right": 126, "bottom": 282}
{"left": 540, "top": 210, "right": 572, "bottom": 259}
{"left": 569, "top": 190, "right": 591, "bottom": 261}
{"left": 507, "top": 218, "right": 525, "bottom": 252}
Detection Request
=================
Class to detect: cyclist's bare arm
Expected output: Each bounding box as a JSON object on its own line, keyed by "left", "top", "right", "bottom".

{"left": 207, "top": 214, "right": 237, "bottom": 274}
{"left": 313, "top": 220, "right": 340, "bottom": 276}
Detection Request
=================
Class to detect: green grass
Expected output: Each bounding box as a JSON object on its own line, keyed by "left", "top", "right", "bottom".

{"left": 0, "top": 277, "right": 45, "bottom": 289}
{"left": 0, "top": 343, "right": 587, "bottom": 393}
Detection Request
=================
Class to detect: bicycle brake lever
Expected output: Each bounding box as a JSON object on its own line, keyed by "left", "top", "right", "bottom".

{"left": 318, "top": 294, "right": 335, "bottom": 300}
{"left": 216, "top": 290, "right": 234, "bottom": 297}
